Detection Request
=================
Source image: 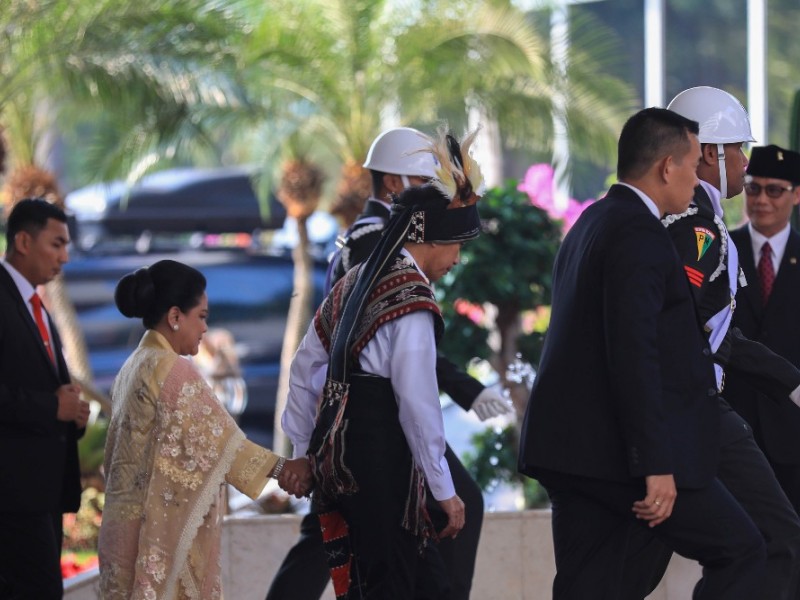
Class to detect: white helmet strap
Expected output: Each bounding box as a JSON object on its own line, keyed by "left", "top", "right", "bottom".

{"left": 400, "top": 174, "right": 412, "bottom": 189}
{"left": 716, "top": 143, "right": 728, "bottom": 199}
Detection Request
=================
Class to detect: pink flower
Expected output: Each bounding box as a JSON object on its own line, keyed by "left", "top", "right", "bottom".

{"left": 521, "top": 305, "right": 552, "bottom": 334}
{"left": 454, "top": 299, "right": 485, "bottom": 326}
{"left": 518, "top": 164, "right": 557, "bottom": 217}
{"left": 518, "top": 163, "right": 596, "bottom": 236}
{"left": 561, "top": 198, "right": 596, "bottom": 234}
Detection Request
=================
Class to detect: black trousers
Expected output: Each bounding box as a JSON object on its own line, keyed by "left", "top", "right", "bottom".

{"left": 266, "top": 443, "right": 483, "bottom": 600}
{"left": 630, "top": 408, "right": 800, "bottom": 600}
{"left": 771, "top": 462, "right": 800, "bottom": 600}
{"left": 335, "top": 376, "right": 422, "bottom": 599}
{"left": 0, "top": 511, "right": 64, "bottom": 600}
{"left": 772, "top": 462, "right": 800, "bottom": 526}
{"left": 539, "top": 467, "right": 766, "bottom": 600}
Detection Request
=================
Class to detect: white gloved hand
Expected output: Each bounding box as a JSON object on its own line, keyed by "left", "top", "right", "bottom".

{"left": 790, "top": 384, "right": 800, "bottom": 408}
{"left": 471, "top": 387, "right": 513, "bottom": 421}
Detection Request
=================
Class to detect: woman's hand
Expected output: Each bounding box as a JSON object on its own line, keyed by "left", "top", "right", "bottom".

{"left": 278, "top": 457, "right": 313, "bottom": 498}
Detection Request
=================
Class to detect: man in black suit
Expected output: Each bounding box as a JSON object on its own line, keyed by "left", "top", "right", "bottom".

{"left": 0, "top": 198, "right": 90, "bottom": 599}
{"left": 727, "top": 145, "right": 800, "bottom": 520}
{"left": 518, "top": 107, "right": 766, "bottom": 599}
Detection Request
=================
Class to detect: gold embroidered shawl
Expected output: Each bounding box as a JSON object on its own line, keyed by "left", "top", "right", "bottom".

{"left": 98, "top": 330, "right": 278, "bottom": 599}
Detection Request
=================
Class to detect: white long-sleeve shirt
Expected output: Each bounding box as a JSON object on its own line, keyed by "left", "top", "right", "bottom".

{"left": 281, "top": 254, "right": 455, "bottom": 501}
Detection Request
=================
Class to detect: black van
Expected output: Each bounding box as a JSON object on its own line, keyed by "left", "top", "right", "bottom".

{"left": 66, "top": 166, "right": 287, "bottom": 252}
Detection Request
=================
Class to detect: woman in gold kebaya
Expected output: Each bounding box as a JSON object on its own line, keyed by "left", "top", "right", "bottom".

{"left": 98, "top": 260, "right": 311, "bottom": 599}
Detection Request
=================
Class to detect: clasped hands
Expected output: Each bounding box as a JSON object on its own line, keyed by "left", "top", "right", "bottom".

{"left": 277, "top": 457, "right": 314, "bottom": 498}
{"left": 56, "top": 383, "right": 90, "bottom": 428}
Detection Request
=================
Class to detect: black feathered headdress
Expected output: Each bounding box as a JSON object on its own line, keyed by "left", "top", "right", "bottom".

{"left": 321, "top": 128, "right": 483, "bottom": 386}
{"left": 396, "top": 128, "right": 483, "bottom": 244}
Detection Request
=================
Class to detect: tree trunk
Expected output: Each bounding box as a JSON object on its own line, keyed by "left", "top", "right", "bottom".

{"left": 42, "top": 276, "right": 111, "bottom": 414}
{"left": 468, "top": 103, "right": 504, "bottom": 188}
{"left": 330, "top": 160, "right": 372, "bottom": 228}
{"left": 492, "top": 301, "right": 526, "bottom": 419}
{"left": 272, "top": 216, "right": 314, "bottom": 455}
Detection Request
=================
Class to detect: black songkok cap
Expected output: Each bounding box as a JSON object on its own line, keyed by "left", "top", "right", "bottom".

{"left": 747, "top": 145, "right": 800, "bottom": 185}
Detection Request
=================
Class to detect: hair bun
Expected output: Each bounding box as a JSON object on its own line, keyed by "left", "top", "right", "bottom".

{"left": 114, "top": 267, "right": 155, "bottom": 318}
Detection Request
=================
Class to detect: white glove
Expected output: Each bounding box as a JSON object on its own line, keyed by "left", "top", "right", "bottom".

{"left": 471, "top": 387, "right": 513, "bottom": 421}
{"left": 790, "top": 384, "right": 800, "bottom": 408}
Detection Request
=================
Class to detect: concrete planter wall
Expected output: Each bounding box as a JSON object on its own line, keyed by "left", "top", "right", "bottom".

{"left": 65, "top": 509, "right": 700, "bottom": 599}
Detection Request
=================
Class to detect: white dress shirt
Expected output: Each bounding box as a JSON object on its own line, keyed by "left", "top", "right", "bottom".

{"left": 617, "top": 182, "right": 661, "bottom": 218}
{"left": 281, "top": 250, "right": 455, "bottom": 501}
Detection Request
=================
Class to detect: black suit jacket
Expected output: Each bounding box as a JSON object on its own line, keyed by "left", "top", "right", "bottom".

{"left": 0, "top": 265, "right": 82, "bottom": 513}
{"left": 330, "top": 199, "right": 391, "bottom": 285}
{"left": 726, "top": 226, "right": 800, "bottom": 463}
{"left": 519, "top": 185, "right": 719, "bottom": 489}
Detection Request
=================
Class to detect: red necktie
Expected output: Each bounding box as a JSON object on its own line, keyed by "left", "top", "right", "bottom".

{"left": 30, "top": 292, "right": 56, "bottom": 364}
{"left": 758, "top": 241, "right": 775, "bottom": 306}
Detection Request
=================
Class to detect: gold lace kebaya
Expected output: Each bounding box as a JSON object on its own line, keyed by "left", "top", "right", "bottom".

{"left": 98, "top": 330, "right": 279, "bottom": 600}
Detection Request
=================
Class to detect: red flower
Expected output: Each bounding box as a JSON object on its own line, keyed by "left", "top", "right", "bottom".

{"left": 61, "top": 553, "right": 99, "bottom": 579}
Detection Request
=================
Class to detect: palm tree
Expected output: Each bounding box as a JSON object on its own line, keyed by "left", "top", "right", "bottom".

{"left": 2, "top": 1, "right": 637, "bottom": 452}
{"left": 241, "top": 0, "right": 635, "bottom": 195}
{"left": 273, "top": 147, "right": 325, "bottom": 449}
{"left": 1, "top": 166, "right": 112, "bottom": 411}
{"left": 234, "top": 0, "right": 637, "bottom": 450}
{"left": 0, "top": 0, "right": 249, "bottom": 413}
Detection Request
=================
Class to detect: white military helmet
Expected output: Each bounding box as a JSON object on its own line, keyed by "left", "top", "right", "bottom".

{"left": 667, "top": 86, "right": 755, "bottom": 144}
{"left": 362, "top": 127, "right": 438, "bottom": 178}
{"left": 667, "top": 86, "right": 756, "bottom": 199}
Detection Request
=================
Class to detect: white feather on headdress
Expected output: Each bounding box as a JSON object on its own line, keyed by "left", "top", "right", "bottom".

{"left": 428, "top": 127, "right": 484, "bottom": 207}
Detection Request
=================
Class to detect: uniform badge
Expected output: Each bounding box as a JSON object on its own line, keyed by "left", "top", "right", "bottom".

{"left": 685, "top": 265, "right": 704, "bottom": 288}
{"left": 694, "top": 227, "right": 716, "bottom": 260}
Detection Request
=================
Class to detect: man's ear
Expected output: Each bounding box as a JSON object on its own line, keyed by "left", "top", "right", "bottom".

{"left": 700, "top": 143, "right": 717, "bottom": 167}
{"left": 12, "top": 231, "right": 31, "bottom": 256}
{"left": 383, "top": 174, "right": 405, "bottom": 195}
{"left": 659, "top": 155, "right": 674, "bottom": 184}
